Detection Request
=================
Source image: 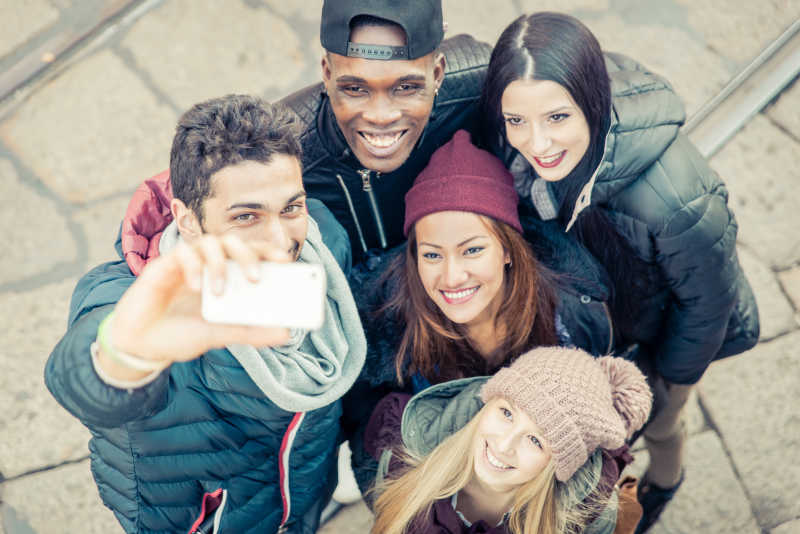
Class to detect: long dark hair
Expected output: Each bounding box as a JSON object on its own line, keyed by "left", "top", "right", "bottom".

{"left": 382, "top": 217, "right": 559, "bottom": 384}
{"left": 478, "top": 12, "right": 610, "bottom": 157}
{"left": 479, "top": 13, "right": 664, "bottom": 339}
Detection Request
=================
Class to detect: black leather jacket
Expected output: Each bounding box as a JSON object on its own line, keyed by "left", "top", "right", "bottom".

{"left": 279, "top": 34, "right": 492, "bottom": 265}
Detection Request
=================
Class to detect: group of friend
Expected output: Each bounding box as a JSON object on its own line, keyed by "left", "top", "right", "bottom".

{"left": 45, "top": 1, "right": 760, "bottom": 533}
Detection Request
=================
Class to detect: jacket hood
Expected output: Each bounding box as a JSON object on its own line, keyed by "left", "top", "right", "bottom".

{"left": 400, "top": 377, "right": 604, "bottom": 509}
{"left": 120, "top": 169, "right": 173, "bottom": 275}
{"left": 566, "top": 53, "right": 685, "bottom": 229}
{"left": 592, "top": 53, "right": 686, "bottom": 198}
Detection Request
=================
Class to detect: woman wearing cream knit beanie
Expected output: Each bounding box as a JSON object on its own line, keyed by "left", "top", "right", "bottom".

{"left": 370, "top": 346, "right": 652, "bottom": 534}
{"left": 481, "top": 346, "right": 653, "bottom": 482}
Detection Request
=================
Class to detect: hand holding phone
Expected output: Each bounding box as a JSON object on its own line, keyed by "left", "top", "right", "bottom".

{"left": 202, "top": 261, "right": 326, "bottom": 330}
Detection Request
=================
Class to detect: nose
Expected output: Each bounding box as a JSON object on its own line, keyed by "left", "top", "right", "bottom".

{"left": 495, "top": 430, "right": 517, "bottom": 456}
{"left": 361, "top": 92, "right": 403, "bottom": 126}
{"left": 261, "top": 215, "right": 292, "bottom": 253}
{"left": 443, "top": 257, "right": 469, "bottom": 288}
{"left": 528, "top": 123, "right": 552, "bottom": 155}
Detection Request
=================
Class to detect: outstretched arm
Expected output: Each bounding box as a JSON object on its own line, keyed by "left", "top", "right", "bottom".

{"left": 46, "top": 234, "right": 291, "bottom": 428}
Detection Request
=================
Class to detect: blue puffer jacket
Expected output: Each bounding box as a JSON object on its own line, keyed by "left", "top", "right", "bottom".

{"left": 45, "top": 199, "right": 352, "bottom": 534}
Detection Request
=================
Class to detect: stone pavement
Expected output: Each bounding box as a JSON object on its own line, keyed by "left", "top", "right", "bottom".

{"left": 0, "top": 1, "right": 798, "bottom": 533}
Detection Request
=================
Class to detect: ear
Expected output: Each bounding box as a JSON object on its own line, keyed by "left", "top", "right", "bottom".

{"left": 432, "top": 52, "right": 446, "bottom": 90}
{"left": 504, "top": 249, "right": 511, "bottom": 265}
{"left": 171, "top": 198, "right": 202, "bottom": 241}
{"left": 321, "top": 53, "right": 332, "bottom": 85}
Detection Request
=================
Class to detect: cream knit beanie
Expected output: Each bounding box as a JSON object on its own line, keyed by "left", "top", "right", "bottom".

{"left": 480, "top": 346, "right": 652, "bottom": 482}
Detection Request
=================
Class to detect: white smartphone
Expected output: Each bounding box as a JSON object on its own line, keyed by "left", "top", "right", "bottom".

{"left": 201, "top": 261, "right": 327, "bottom": 330}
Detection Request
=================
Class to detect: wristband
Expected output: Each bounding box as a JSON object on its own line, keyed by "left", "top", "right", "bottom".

{"left": 97, "top": 311, "right": 170, "bottom": 372}
{"left": 90, "top": 342, "right": 163, "bottom": 389}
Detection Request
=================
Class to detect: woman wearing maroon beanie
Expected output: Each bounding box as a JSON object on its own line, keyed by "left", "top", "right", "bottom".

{"left": 389, "top": 129, "right": 562, "bottom": 386}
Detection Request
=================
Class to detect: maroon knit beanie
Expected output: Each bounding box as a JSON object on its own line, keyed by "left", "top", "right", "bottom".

{"left": 403, "top": 130, "right": 522, "bottom": 236}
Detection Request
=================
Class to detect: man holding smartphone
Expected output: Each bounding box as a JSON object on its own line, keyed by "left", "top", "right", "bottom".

{"left": 45, "top": 95, "right": 366, "bottom": 534}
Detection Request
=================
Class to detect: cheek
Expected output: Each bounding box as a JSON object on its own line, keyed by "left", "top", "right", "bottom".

{"left": 287, "top": 218, "right": 308, "bottom": 243}
{"left": 520, "top": 450, "right": 550, "bottom": 478}
{"left": 417, "top": 264, "right": 437, "bottom": 294}
{"left": 504, "top": 125, "right": 524, "bottom": 149}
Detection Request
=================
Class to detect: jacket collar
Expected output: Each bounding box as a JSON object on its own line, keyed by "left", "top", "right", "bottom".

{"left": 513, "top": 53, "right": 686, "bottom": 231}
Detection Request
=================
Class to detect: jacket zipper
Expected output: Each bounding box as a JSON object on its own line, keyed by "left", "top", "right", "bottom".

{"left": 335, "top": 174, "right": 368, "bottom": 254}
{"left": 600, "top": 301, "right": 615, "bottom": 354}
{"left": 358, "top": 169, "right": 388, "bottom": 249}
{"left": 278, "top": 412, "right": 306, "bottom": 532}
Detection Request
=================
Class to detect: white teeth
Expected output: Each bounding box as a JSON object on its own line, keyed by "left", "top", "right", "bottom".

{"left": 486, "top": 445, "right": 512, "bottom": 469}
{"left": 442, "top": 287, "right": 478, "bottom": 300}
{"left": 538, "top": 152, "right": 563, "bottom": 163}
{"left": 361, "top": 132, "right": 402, "bottom": 148}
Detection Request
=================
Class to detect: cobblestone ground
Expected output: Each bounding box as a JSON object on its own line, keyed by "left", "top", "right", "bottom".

{"left": 1, "top": 1, "right": 798, "bottom": 533}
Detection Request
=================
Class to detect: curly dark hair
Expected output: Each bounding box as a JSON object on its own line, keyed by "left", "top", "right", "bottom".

{"left": 169, "top": 94, "right": 302, "bottom": 223}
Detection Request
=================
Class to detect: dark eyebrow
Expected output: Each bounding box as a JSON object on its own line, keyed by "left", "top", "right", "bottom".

{"left": 285, "top": 191, "right": 307, "bottom": 205}
{"left": 419, "top": 236, "right": 488, "bottom": 249}
{"left": 396, "top": 75, "right": 427, "bottom": 84}
{"left": 335, "top": 74, "right": 427, "bottom": 85}
{"left": 543, "top": 106, "right": 573, "bottom": 115}
{"left": 335, "top": 75, "right": 367, "bottom": 84}
{"left": 226, "top": 191, "right": 306, "bottom": 211}
{"left": 458, "top": 235, "right": 488, "bottom": 247}
{"left": 503, "top": 105, "right": 573, "bottom": 118}
{"left": 227, "top": 202, "right": 265, "bottom": 211}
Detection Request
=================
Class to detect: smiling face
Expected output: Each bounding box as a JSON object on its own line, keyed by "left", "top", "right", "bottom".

{"left": 501, "top": 78, "right": 591, "bottom": 182}
{"left": 193, "top": 156, "right": 308, "bottom": 260}
{"left": 415, "top": 211, "right": 509, "bottom": 335}
{"left": 321, "top": 23, "right": 445, "bottom": 173}
{"left": 472, "top": 398, "right": 552, "bottom": 494}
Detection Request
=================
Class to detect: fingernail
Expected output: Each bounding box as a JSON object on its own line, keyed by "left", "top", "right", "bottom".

{"left": 247, "top": 264, "right": 260, "bottom": 282}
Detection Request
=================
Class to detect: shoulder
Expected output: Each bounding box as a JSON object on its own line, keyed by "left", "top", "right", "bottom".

{"left": 277, "top": 83, "right": 329, "bottom": 171}
{"left": 69, "top": 260, "right": 135, "bottom": 325}
{"left": 608, "top": 134, "right": 731, "bottom": 239}
{"left": 437, "top": 34, "right": 492, "bottom": 106}
{"left": 307, "top": 198, "right": 351, "bottom": 272}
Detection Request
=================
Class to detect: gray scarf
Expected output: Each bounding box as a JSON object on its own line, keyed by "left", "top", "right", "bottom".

{"left": 159, "top": 217, "right": 366, "bottom": 412}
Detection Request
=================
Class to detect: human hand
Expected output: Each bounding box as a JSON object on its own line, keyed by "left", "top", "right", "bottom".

{"left": 97, "top": 234, "right": 292, "bottom": 381}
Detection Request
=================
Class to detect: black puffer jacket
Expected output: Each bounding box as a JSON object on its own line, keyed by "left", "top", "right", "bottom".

{"left": 510, "top": 53, "right": 759, "bottom": 385}
{"left": 279, "top": 34, "right": 492, "bottom": 265}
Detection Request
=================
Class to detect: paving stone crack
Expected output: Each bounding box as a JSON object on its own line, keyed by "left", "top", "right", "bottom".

{"left": 696, "top": 394, "right": 766, "bottom": 530}
{"left": 0, "top": 455, "right": 90, "bottom": 484}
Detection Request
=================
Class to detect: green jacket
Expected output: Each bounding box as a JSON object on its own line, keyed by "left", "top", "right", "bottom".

{"left": 369, "top": 378, "right": 619, "bottom": 534}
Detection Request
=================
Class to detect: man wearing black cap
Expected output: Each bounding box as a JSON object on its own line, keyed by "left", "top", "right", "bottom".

{"left": 276, "top": 0, "right": 491, "bottom": 508}
{"left": 281, "top": 0, "right": 491, "bottom": 265}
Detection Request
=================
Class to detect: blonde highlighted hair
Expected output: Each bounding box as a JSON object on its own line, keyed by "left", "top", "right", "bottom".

{"left": 370, "top": 404, "right": 608, "bottom": 534}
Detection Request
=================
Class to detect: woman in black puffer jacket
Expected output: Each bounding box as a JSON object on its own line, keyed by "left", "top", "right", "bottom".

{"left": 479, "top": 12, "right": 759, "bottom": 532}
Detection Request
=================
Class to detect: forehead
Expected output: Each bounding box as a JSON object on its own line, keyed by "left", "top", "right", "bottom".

{"left": 329, "top": 24, "right": 429, "bottom": 82}
{"left": 207, "top": 155, "right": 303, "bottom": 208}
{"left": 416, "top": 211, "right": 495, "bottom": 245}
{"left": 501, "top": 79, "right": 578, "bottom": 114}
{"left": 349, "top": 23, "right": 407, "bottom": 47}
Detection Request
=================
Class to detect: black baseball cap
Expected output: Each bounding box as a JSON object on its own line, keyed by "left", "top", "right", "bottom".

{"left": 320, "top": 0, "right": 444, "bottom": 60}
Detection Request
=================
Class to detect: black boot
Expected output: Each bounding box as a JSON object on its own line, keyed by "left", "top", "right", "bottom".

{"left": 634, "top": 469, "right": 685, "bottom": 533}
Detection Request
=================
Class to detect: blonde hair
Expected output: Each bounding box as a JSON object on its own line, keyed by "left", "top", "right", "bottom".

{"left": 369, "top": 405, "right": 597, "bottom": 534}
